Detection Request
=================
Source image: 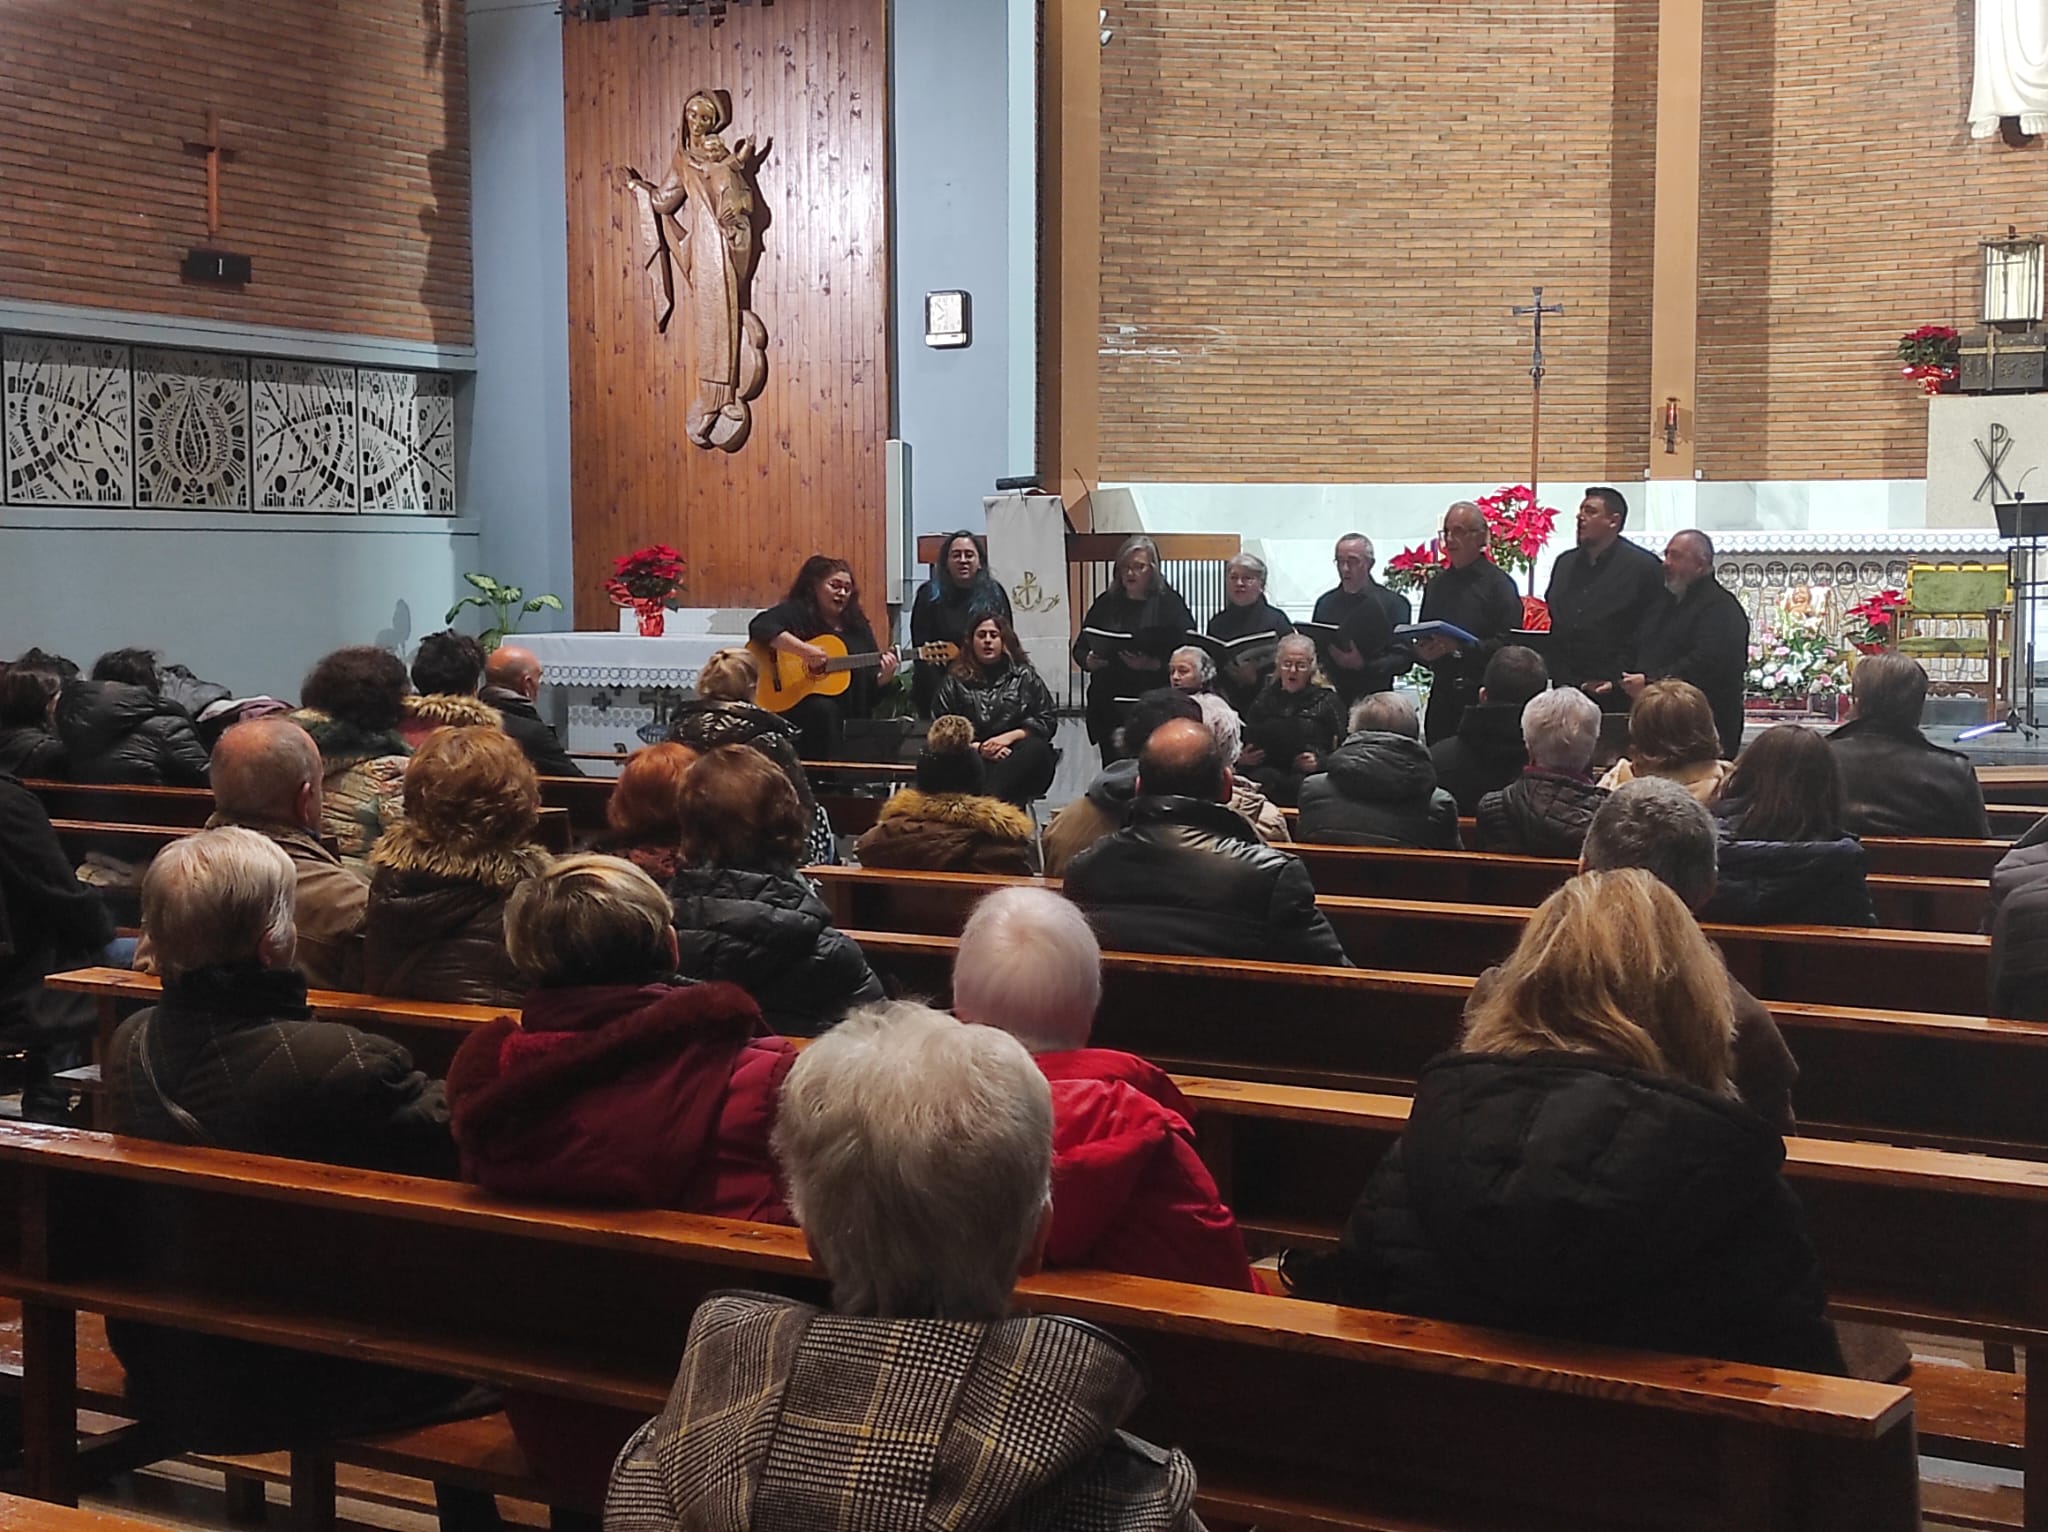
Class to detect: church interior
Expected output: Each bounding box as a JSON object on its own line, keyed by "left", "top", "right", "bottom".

{"left": 4, "top": 0, "right": 2048, "bottom": 1529}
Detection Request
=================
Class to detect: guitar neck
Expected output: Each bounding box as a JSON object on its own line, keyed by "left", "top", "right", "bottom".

{"left": 824, "top": 648, "right": 892, "bottom": 675}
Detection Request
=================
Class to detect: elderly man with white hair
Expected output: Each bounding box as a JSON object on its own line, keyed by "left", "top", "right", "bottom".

{"left": 606, "top": 1001, "right": 1206, "bottom": 1532}
{"left": 103, "top": 825, "right": 480, "bottom": 1454}
{"left": 954, "top": 887, "right": 1255, "bottom": 1291}
{"left": 1297, "top": 692, "right": 1460, "bottom": 848}
{"left": 1474, "top": 685, "right": 1609, "bottom": 856}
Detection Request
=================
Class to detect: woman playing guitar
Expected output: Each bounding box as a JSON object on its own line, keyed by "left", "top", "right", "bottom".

{"left": 749, "top": 556, "right": 899, "bottom": 759}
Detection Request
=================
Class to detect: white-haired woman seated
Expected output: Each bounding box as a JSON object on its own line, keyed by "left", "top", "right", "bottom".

{"left": 1282, "top": 871, "right": 1843, "bottom": 1376}
{"left": 955, "top": 887, "right": 1255, "bottom": 1292}
{"left": 606, "top": 1002, "right": 1205, "bottom": 1532}
{"left": 1192, "top": 691, "right": 1291, "bottom": 846}
{"left": 1474, "top": 686, "right": 1609, "bottom": 856}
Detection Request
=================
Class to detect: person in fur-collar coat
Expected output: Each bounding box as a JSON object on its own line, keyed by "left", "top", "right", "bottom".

{"left": 855, "top": 716, "right": 1037, "bottom": 875}
{"left": 364, "top": 727, "right": 550, "bottom": 1006}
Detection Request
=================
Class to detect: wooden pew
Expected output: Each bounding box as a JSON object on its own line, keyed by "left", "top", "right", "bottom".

{"left": 0, "top": 1124, "right": 1918, "bottom": 1532}
{"left": 1977, "top": 767, "right": 2048, "bottom": 805}
{"left": 0, "top": 1492, "right": 222, "bottom": 1532}
{"left": 812, "top": 864, "right": 1993, "bottom": 1014}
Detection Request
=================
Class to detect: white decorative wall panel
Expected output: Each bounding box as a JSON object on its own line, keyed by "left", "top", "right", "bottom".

{"left": 133, "top": 348, "right": 250, "bottom": 510}
{"left": 3, "top": 337, "right": 133, "bottom": 506}
{"left": 252, "top": 360, "right": 358, "bottom": 511}
{"left": 358, "top": 368, "right": 455, "bottom": 514}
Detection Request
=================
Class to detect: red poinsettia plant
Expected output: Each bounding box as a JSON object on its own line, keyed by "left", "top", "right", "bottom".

{"left": 1896, "top": 325, "right": 1960, "bottom": 397}
{"left": 1380, "top": 485, "right": 1562, "bottom": 595}
{"left": 1845, "top": 587, "right": 1906, "bottom": 654}
{"left": 605, "top": 544, "right": 687, "bottom": 609}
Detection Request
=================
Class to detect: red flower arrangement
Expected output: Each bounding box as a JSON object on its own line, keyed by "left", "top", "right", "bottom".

{"left": 606, "top": 544, "right": 687, "bottom": 637}
{"left": 1845, "top": 587, "right": 1906, "bottom": 654}
{"left": 1380, "top": 486, "right": 1561, "bottom": 595}
{"left": 1896, "top": 325, "right": 1960, "bottom": 397}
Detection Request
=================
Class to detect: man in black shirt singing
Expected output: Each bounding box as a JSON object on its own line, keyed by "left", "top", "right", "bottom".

{"left": 1542, "top": 486, "right": 1663, "bottom": 710}
{"left": 1414, "top": 501, "right": 1525, "bottom": 744}
{"left": 1624, "top": 529, "right": 1751, "bottom": 758}
{"left": 1312, "top": 533, "right": 1411, "bottom": 705}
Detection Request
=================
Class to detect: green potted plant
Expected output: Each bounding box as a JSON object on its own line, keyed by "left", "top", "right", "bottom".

{"left": 446, "top": 573, "right": 564, "bottom": 651}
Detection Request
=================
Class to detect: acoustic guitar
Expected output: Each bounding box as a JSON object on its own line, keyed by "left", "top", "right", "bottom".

{"left": 747, "top": 634, "right": 957, "bottom": 713}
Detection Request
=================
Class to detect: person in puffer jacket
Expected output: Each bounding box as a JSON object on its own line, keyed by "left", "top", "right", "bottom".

{"left": 1282, "top": 871, "right": 1844, "bottom": 1378}
{"left": 671, "top": 649, "right": 835, "bottom": 867}
{"left": 447, "top": 853, "right": 796, "bottom": 1505}
{"left": 1475, "top": 686, "right": 1608, "bottom": 857}
{"left": 292, "top": 646, "right": 414, "bottom": 872}
{"left": 667, "top": 745, "right": 882, "bottom": 1035}
{"left": 0, "top": 663, "right": 66, "bottom": 779}
{"left": 1297, "top": 691, "right": 1460, "bottom": 848}
{"left": 854, "top": 716, "right": 1037, "bottom": 875}
{"left": 53, "top": 648, "right": 211, "bottom": 787}
{"left": 1703, "top": 725, "right": 1874, "bottom": 928}
{"left": 951, "top": 886, "right": 1256, "bottom": 1291}
{"left": 399, "top": 629, "right": 502, "bottom": 749}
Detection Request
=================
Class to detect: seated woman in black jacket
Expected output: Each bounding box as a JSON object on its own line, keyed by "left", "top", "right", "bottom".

{"left": 748, "top": 556, "right": 898, "bottom": 760}
{"left": 908, "top": 530, "right": 1012, "bottom": 716}
{"left": 667, "top": 745, "right": 883, "bottom": 1036}
{"left": 1236, "top": 635, "right": 1344, "bottom": 807}
{"left": 1704, "top": 725, "right": 1875, "bottom": 928}
{"left": 1283, "top": 869, "right": 1844, "bottom": 1377}
{"left": 930, "top": 615, "right": 1059, "bottom": 806}
{"left": 0, "top": 663, "right": 66, "bottom": 779}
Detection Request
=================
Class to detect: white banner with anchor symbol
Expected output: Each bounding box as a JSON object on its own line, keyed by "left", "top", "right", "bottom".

{"left": 984, "top": 493, "right": 1072, "bottom": 658}
{"left": 1927, "top": 394, "right": 2048, "bottom": 527}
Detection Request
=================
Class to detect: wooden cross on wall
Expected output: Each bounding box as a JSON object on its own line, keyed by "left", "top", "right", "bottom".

{"left": 182, "top": 111, "right": 236, "bottom": 237}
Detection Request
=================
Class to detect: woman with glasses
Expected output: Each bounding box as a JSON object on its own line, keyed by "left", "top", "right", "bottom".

{"left": 749, "top": 556, "right": 898, "bottom": 759}
{"left": 1070, "top": 535, "right": 1194, "bottom": 764}
{"left": 909, "top": 531, "right": 1012, "bottom": 717}
{"left": 1237, "top": 634, "right": 1344, "bottom": 807}
{"left": 1205, "top": 552, "right": 1295, "bottom": 709}
{"left": 1414, "top": 502, "right": 1525, "bottom": 745}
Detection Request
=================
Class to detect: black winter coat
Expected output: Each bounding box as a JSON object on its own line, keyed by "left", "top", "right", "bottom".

{"left": 1827, "top": 718, "right": 1991, "bottom": 840}
{"left": 1063, "top": 796, "right": 1352, "bottom": 967}
{"left": 53, "top": 679, "right": 210, "bottom": 787}
{"left": 931, "top": 660, "right": 1058, "bottom": 742}
{"left": 1290, "top": 1052, "right": 1844, "bottom": 1376}
{"left": 667, "top": 864, "right": 884, "bottom": 1036}
{"left": 480, "top": 686, "right": 584, "bottom": 778}
{"left": 0, "top": 723, "right": 65, "bottom": 780}
{"left": 0, "top": 774, "right": 114, "bottom": 1035}
{"left": 1990, "top": 819, "right": 2048, "bottom": 1018}
{"left": 1636, "top": 576, "right": 1750, "bottom": 758}
{"left": 1428, "top": 702, "right": 1528, "bottom": 815}
{"left": 1297, "top": 732, "right": 1460, "bottom": 849}
{"left": 1474, "top": 770, "right": 1607, "bottom": 857}
{"left": 1701, "top": 831, "right": 1875, "bottom": 928}
{"left": 1239, "top": 680, "right": 1345, "bottom": 806}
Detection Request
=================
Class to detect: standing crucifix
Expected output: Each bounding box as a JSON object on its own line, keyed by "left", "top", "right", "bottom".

{"left": 182, "top": 111, "right": 235, "bottom": 238}
{"left": 1511, "top": 286, "right": 1564, "bottom": 515}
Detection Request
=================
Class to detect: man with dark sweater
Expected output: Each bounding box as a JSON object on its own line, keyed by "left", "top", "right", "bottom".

{"left": 1430, "top": 645, "right": 1548, "bottom": 815}
{"left": 1625, "top": 530, "right": 1750, "bottom": 758}
{"left": 1311, "top": 533, "right": 1410, "bottom": 705}
{"left": 1415, "top": 501, "right": 1525, "bottom": 744}
{"left": 480, "top": 644, "right": 583, "bottom": 777}
{"left": 1542, "top": 487, "right": 1663, "bottom": 709}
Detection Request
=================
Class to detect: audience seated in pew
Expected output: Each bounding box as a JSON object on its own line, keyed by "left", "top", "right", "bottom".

{"left": 1065, "top": 718, "right": 1350, "bottom": 967}
{"left": 606, "top": 1002, "right": 1204, "bottom": 1532}
{"left": 670, "top": 647, "right": 835, "bottom": 868}
{"left": 1705, "top": 725, "right": 1875, "bottom": 928}
{"left": 480, "top": 643, "right": 584, "bottom": 778}
{"left": 1427, "top": 644, "right": 1545, "bottom": 815}
{"left": 1281, "top": 870, "right": 1845, "bottom": 1378}
{"left": 1236, "top": 632, "right": 1343, "bottom": 807}
{"left": 667, "top": 745, "right": 882, "bottom": 1034}
{"left": 1578, "top": 778, "right": 1798, "bottom": 1132}
{"left": 1597, "top": 679, "right": 1735, "bottom": 804}
{"left": 197, "top": 718, "right": 368, "bottom": 991}
{"left": 0, "top": 661, "right": 67, "bottom": 778}
{"left": 53, "top": 647, "right": 211, "bottom": 789}
{"left": 1474, "top": 685, "right": 1608, "bottom": 856}
{"left": 1986, "top": 813, "right": 2048, "bottom": 1018}
{"left": 1192, "top": 692, "right": 1292, "bottom": 845}
{"left": 1829, "top": 651, "right": 1992, "bottom": 840}
{"left": 1297, "top": 691, "right": 1460, "bottom": 850}
{"left": 0, "top": 762, "right": 114, "bottom": 1122}
{"left": 1042, "top": 689, "right": 1199, "bottom": 876}
{"left": 954, "top": 886, "right": 1256, "bottom": 1292}
{"left": 398, "top": 629, "right": 501, "bottom": 749}
{"left": 931, "top": 612, "right": 1061, "bottom": 807}
{"left": 292, "top": 645, "right": 414, "bottom": 873}
{"left": 446, "top": 852, "right": 797, "bottom": 1505}
{"left": 590, "top": 741, "right": 699, "bottom": 883}
{"left": 853, "top": 715, "right": 1037, "bottom": 875}
{"left": 364, "top": 726, "right": 551, "bottom": 1007}
{"left": 105, "top": 826, "right": 487, "bottom": 1453}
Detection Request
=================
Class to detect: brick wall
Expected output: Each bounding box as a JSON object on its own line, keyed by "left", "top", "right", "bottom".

{"left": 0, "top": 1, "right": 470, "bottom": 346}
{"left": 1098, "top": 0, "right": 1659, "bottom": 485}
{"left": 1697, "top": 0, "right": 2041, "bottom": 481}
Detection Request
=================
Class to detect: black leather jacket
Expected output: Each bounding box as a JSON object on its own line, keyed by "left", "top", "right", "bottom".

{"left": 932, "top": 661, "right": 1057, "bottom": 741}
{"left": 1063, "top": 795, "right": 1351, "bottom": 967}
{"left": 1826, "top": 718, "right": 1990, "bottom": 839}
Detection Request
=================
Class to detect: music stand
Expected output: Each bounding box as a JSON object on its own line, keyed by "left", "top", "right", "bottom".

{"left": 1979, "top": 498, "right": 2048, "bottom": 739}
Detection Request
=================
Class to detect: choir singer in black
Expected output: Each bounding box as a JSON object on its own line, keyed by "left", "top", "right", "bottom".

{"left": 1412, "top": 501, "right": 1524, "bottom": 745}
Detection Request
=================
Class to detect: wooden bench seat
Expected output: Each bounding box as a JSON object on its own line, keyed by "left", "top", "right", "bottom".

{"left": 812, "top": 864, "right": 1993, "bottom": 1014}
{"left": 0, "top": 1124, "right": 1918, "bottom": 1532}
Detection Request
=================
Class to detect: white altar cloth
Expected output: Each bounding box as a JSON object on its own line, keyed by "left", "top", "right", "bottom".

{"left": 523, "top": 611, "right": 755, "bottom": 756}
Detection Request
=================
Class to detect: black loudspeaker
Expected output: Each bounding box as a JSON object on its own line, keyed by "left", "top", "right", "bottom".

{"left": 182, "top": 249, "right": 252, "bottom": 286}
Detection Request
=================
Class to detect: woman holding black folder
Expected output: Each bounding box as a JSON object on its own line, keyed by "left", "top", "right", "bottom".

{"left": 1206, "top": 552, "right": 1295, "bottom": 708}
{"left": 1071, "top": 535, "right": 1195, "bottom": 762}
{"left": 1239, "top": 633, "right": 1345, "bottom": 806}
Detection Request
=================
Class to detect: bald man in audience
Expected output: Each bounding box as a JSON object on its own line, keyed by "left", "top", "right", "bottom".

{"left": 480, "top": 644, "right": 583, "bottom": 778}
{"left": 1064, "top": 718, "right": 1350, "bottom": 967}
{"left": 207, "top": 718, "right": 368, "bottom": 989}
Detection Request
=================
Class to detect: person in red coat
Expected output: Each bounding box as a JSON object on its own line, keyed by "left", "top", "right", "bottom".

{"left": 445, "top": 851, "right": 795, "bottom": 1504}
{"left": 953, "top": 885, "right": 1255, "bottom": 1292}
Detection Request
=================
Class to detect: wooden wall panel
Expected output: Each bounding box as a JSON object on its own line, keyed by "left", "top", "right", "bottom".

{"left": 563, "top": 4, "right": 889, "bottom": 618}
{"left": 0, "top": 0, "right": 469, "bottom": 346}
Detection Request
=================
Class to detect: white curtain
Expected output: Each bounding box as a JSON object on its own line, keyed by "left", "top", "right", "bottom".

{"left": 1972, "top": 0, "right": 2048, "bottom": 138}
